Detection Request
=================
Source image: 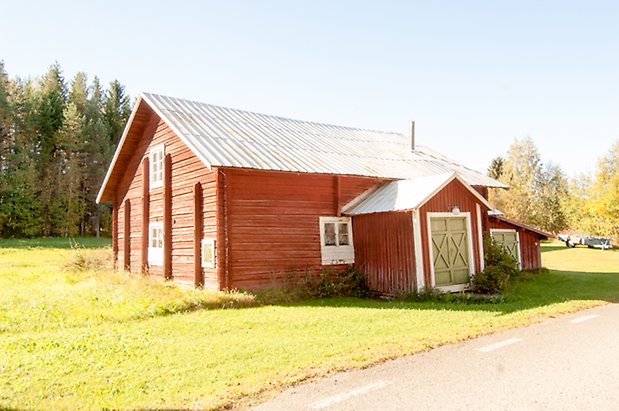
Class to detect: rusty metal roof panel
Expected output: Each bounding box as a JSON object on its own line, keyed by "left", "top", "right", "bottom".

{"left": 141, "top": 92, "right": 507, "bottom": 188}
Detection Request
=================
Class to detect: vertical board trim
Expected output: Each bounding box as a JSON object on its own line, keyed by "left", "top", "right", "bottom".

{"left": 112, "top": 197, "right": 118, "bottom": 270}
{"left": 476, "top": 203, "right": 484, "bottom": 272}
{"left": 124, "top": 199, "right": 131, "bottom": 271}
{"left": 194, "top": 182, "right": 204, "bottom": 287}
{"left": 412, "top": 209, "right": 425, "bottom": 291}
{"left": 141, "top": 157, "right": 150, "bottom": 273}
{"left": 163, "top": 153, "right": 172, "bottom": 280}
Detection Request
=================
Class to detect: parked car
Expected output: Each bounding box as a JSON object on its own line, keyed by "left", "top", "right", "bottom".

{"left": 557, "top": 234, "right": 612, "bottom": 249}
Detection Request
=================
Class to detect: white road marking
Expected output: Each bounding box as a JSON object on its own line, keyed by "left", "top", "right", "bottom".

{"left": 309, "top": 380, "right": 392, "bottom": 409}
{"left": 477, "top": 338, "right": 523, "bottom": 352}
{"left": 570, "top": 314, "right": 598, "bottom": 324}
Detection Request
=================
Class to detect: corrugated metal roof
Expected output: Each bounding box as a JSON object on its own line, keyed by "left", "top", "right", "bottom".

{"left": 140, "top": 92, "right": 507, "bottom": 188}
{"left": 489, "top": 215, "right": 551, "bottom": 238}
{"left": 345, "top": 172, "right": 494, "bottom": 215}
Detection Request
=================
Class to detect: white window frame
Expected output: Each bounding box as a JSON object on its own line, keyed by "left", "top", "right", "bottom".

{"left": 319, "top": 216, "right": 354, "bottom": 265}
{"left": 149, "top": 144, "right": 164, "bottom": 189}
{"left": 426, "top": 212, "right": 475, "bottom": 292}
{"left": 148, "top": 222, "right": 164, "bottom": 266}
{"left": 202, "top": 238, "right": 216, "bottom": 269}
{"left": 490, "top": 228, "right": 522, "bottom": 269}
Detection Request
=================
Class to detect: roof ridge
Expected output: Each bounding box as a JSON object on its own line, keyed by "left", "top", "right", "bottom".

{"left": 141, "top": 91, "right": 405, "bottom": 137}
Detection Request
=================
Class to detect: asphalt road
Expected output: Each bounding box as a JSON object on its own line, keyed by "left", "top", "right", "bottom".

{"left": 253, "top": 304, "right": 619, "bottom": 411}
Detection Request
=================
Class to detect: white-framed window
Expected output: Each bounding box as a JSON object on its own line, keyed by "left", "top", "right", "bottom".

{"left": 319, "top": 216, "right": 354, "bottom": 265}
{"left": 148, "top": 222, "right": 164, "bottom": 266}
{"left": 149, "top": 144, "right": 164, "bottom": 189}
{"left": 202, "top": 238, "right": 216, "bottom": 269}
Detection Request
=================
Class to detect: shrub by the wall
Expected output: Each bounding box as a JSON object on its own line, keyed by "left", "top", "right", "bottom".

{"left": 471, "top": 236, "right": 520, "bottom": 294}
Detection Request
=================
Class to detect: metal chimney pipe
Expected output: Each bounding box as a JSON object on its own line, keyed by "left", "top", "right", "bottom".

{"left": 409, "top": 120, "right": 415, "bottom": 152}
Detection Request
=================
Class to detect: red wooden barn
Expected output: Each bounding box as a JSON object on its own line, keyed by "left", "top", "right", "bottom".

{"left": 488, "top": 214, "right": 550, "bottom": 271}
{"left": 97, "top": 92, "right": 542, "bottom": 293}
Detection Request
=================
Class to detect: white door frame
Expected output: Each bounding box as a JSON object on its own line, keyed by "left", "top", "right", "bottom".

{"left": 412, "top": 209, "right": 425, "bottom": 291}
{"left": 490, "top": 228, "right": 522, "bottom": 269}
{"left": 427, "top": 212, "right": 475, "bottom": 292}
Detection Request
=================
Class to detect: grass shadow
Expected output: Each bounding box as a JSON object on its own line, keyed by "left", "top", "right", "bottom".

{"left": 273, "top": 269, "right": 619, "bottom": 316}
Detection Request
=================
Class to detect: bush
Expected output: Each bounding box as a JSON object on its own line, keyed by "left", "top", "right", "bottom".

{"left": 64, "top": 242, "right": 113, "bottom": 272}
{"left": 258, "top": 267, "right": 369, "bottom": 303}
{"left": 313, "top": 267, "right": 369, "bottom": 298}
{"left": 470, "top": 236, "right": 520, "bottom": 294}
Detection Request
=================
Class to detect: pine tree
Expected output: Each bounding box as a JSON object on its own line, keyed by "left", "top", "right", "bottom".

{"left": 0, "top": 63, "right": 131, "bottom": 238}
{"left": 103, "top": 80, "right": 131, "bottom": 146}
{"left": 487, "top": 156, "right": 504, "bottom": 180}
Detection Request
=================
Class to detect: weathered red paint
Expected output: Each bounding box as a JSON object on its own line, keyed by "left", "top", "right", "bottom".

{"left": 353, "top": 211, "right": 415, "bottom": 294}
{"left": 222, "top": 168, "right": 380, "bottom": 290}
{"left": 488, "top": 216, "right": 548, "bottom": 270}
{"left": 114, "top": 110, "right": 218, "bottom": 287}
{"left": 351, "top": 178, "right": 489, "bottom": 293}
{"left": 193, "top": 182, "right": 203, "bottom": 287}
{"left": 124, "top": 199, "right": 131, "bottom": 271}
{"left": 105, "top": 101, "right": 543, "bottom": 294}
{"left": 109, "top": 104, "right": 382, "bottom": 291}
{"left": 419, "top": 179, "right": 488, "bottom": 287}
{"left": 141, "top": 157, "right": 149, "bottom": 273}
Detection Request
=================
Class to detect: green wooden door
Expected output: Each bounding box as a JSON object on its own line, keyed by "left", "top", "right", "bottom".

{"left": 430, "top": 217, "right": 470, "bottom": 287}
{"left": 491, "top": 230, "right": 520, "bottom": 268}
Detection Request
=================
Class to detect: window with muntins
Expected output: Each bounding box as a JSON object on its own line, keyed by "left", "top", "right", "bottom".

{"left": 148, "top": 222, "right": 164, "bottom": 266}
{"left": 319, "top": 217, "right": 354, "bottom": 265}
{"left": 150, "top": 144, "right": 164, "bottom": 189}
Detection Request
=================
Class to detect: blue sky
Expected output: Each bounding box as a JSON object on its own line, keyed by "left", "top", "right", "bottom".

{"left": 2, "top": 0, "right": 617, "bottom": 176}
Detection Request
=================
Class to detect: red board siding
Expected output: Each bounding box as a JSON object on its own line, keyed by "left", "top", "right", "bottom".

{"left": 223, "top": 168, "right": 380, "bottom": 290}
{"left": 488, "top": 217, "right": 544, "bottom": 270}
{"left": 419, "top": 179, "right": 487, "bottom": 287}
{"left": 115, "top": 117, "right": 218, "bottom": 288}
{"left": 473, "top": 186, "right": 489, "bottom": 200}
{"left": 353, "top": 211, "right": 415, "bottom": 294}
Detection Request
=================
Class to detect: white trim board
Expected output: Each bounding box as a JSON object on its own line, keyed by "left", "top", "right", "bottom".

{"left": 476, "top": 203, "right": 484, "bottom": 272}
{"left": 412, "top": 209, "right": 425, "bottom": 291}
{"left": 426, "top": 212, "right": 475, "bottom": 291}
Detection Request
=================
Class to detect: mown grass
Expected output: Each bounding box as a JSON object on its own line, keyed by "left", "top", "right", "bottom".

{"left": 1, "top": 239, "right": 618, "bottom": 410}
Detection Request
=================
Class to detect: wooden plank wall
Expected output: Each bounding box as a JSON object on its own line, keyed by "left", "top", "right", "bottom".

{"left": 488, "top": 218, "right": 544, "bottom": 270}
{"left": 352, "top": 211, "right": 416, "bottom": 294}
{"left": 419, "top": 179, "right": 488, "bottom": 287}
{"left": 115, "top": 117, "right": 218, "bottom": 288}
{"left": 223, "top": 169, "right": 379, "bottom": 290}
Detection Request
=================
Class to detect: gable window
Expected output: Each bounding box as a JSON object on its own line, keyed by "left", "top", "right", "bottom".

{"left": 148, "top": 222, "right": 164, "bottom": 266}
{"left": 149, "top": 144, "right": 164, "bottom": 189}
{"left": 319, "top": 216, "right": 354, "bottom": 265}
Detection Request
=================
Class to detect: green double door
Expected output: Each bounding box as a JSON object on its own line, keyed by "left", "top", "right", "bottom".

{"left": 491, "top": 230, "right": 520, "bottom": 268}
{"left": 430, "top": 216, "right": 470, "bottom": 287}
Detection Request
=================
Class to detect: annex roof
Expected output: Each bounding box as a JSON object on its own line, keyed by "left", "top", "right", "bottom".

{"left": 489, "top": 214, "right": 551, "bottom": 239}
{"left": 344, "top": 172, "right": 494, "bottom": 215}
{"left": 97, "top": 92, "right": 507, "bottom": 203}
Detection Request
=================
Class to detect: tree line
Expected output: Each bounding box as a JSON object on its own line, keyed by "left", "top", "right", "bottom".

{"left": 1, "top": 62, "right": 617, "bottom": 240}
{"left": 0, "top": 62, "right": 131, "bottom": 238}
{"left": 488, "top": 137, "right": 619, "bottom": 240}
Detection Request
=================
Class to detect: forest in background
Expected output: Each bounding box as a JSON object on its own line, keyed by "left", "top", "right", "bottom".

{"left": 488, "top": 137, "right": 619, "bottom": 240}
{"left": 0, "top": 62, "right": 131, "bottom": 238}
{"left": 0, "top": 62, "right": 617, "bottom": 240}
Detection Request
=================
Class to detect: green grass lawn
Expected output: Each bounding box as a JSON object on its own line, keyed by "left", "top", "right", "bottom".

{"left": 1, "top": 239, "right": 618, "bottom": 409}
